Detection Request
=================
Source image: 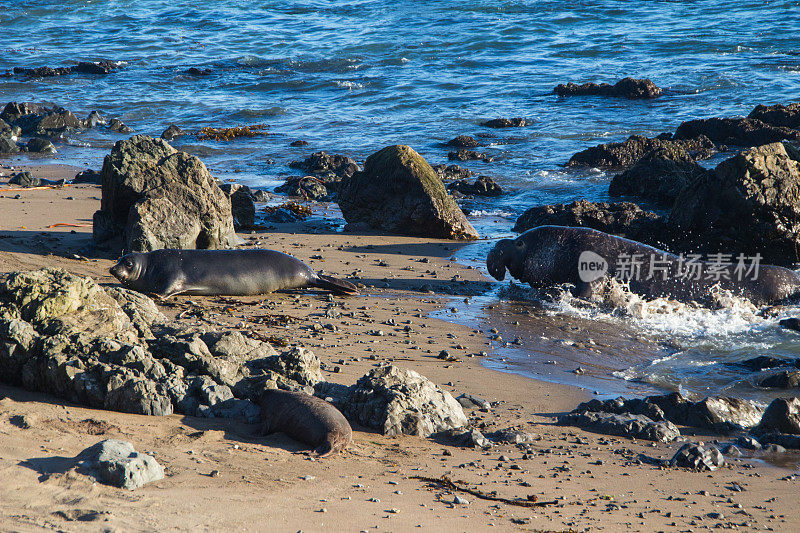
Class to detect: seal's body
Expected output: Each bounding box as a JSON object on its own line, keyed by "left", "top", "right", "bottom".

{"left": 258, "top": 389, "right": 352, "bottom": 457}
{"left": 109, "top": 248, "right": 358, "bottom": 298}
{"left": 487, "top": 226, "right": 800, "bottom": 305}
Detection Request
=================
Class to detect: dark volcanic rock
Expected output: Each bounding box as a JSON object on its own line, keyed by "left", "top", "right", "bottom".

{"left": 447, "top": 176, "right": 503, "bottom": 197}
{"left": 445, "top": 135, "right": 482, "bottom": 148}
{"left": 220, "top": 184, "right": 256, "bottom": 230}
{"left": 575, "top": 393, "right": 764, "bottom": 432}
{"left": 337, "top": 145, "right": 479, "bottom": 240}
{"left": 480, "top": 118, "right": 528, "bottom": 128}
{"left": 555, "top": 77, "right": 662, "bottom": 99}
{"left": 760, "top": 371, "right": 800, "bottom": 389}
{"left": 757, "top": 432, "right": 800, "bottom": 450}
{"left": 448, "top": 150, "right": 494, "bottom": 162}
{"left": 289, "top": 151, "right": 359, "bottom": 179}
{"left": 160, "top": 124, "right": 185, "bottom": 141}
{"left": 108, "top": 118, "right": 133, "bottom": 133}
{"left": 73, "top": 169, "right": 102, "bottom": 184}
{"left": 557, "top": 411, "right": 680, "bottom": 442}
{"left": 779, "top": 317, "right": 800, "bottom": 332}
{"left": 25, "top": 138, "right": 57, "bottom": 154}
{"left": 275, "top": 175, "right": 336, "bottom": 201}
{"left": 185, "top": 67, "right": 212, "bottom": 76}
{"left": 756, "top": 397, "right": 800, "bottom": 434}
{"left": 748, "top": 102, "right": 800, "bottom": 129}
{"left": 608, "top": 146, "right": 710, "bottom": 206}
{"left": 290, "top": 139, "right": 309, "bottom": 147}
{"left": 513, "top": 199, "right": 663, "bottom": 242}
{"left": 674, "top": 117, "right": 800, "bottom": 146}
{"left": 668, "top": 142, "right": 800, "bottom": 265}
{"left": 738, "top": 355, "right": 799, "bottom": 371}
{"left": 0, "top": 102, "right": 45, "bottom": 124}
{"left": 84, "top": 110, "right": 106, "bottom": 128}
{"left": 8, "top": 172, "right": 64, "bottom": 188}
{"left": 74, "top": 60, "right": 124, "bottom": 75}
{"left": 567, "top": 134, "right": 716, "bottom": 168}
{"left": 0, "top": 135, "right": 20, "bottom": 154}
{"left": 13, "top": 66, "right": 73, "bottom": 77}
{"left": 432, "top": 164, "right": 475, "bottom": 181}
{"left": 92, "top": 135, "right": 240, "bottom": 251}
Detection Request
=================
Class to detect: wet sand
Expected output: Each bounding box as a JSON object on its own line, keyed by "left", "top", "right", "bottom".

{"left": 0, "top": 161, "right": 798, "bottom": 532}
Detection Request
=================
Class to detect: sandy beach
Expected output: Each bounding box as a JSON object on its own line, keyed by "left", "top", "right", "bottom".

{"left": 0, "top": 161, "right": 796, "bottom": 533}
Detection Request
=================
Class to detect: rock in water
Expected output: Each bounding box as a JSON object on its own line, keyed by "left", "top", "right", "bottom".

{"left": 567, "top": 134, "right": 715, "bottom": 168}
{"left": 760, "top": 370, "right": 800, "bottom": 388}
{"left": 674, "top": 117, "right": 800, "bottom": 147}
{"left": 756, "top": 397, "right": 800, "bottom": 434}
{"left": 342, "top": 365, "right": 468, "bottom": 436}
{"left": 92, "top": 135, "right": 241, "bottom": 251}
{"left": 337, "top": 145, "right": 479, "bottom": 240}
{"left": 669, "top": 443, "right": 725, "bottom": 471}
{"left": 554, "top": 77, "right": 662, "bottom": 99}
{"left": 669, "top": 142, "right": 800, "bottom": 265}
{"left": 608, "top": 146, "right": 709, "bottom": 206}
{"left": 748, "top": 102, "right": 800, "bottom": 129}
{"left": 78, "top": 439, "right": 164, "bottom": 490}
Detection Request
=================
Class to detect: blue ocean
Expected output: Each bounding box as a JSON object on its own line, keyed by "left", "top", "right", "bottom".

{"left": 3, "top": 0, "right": 800, "bottom": 401}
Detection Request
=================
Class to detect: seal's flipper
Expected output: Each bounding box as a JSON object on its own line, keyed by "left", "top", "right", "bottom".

{"left": 572, "top": 281, "right": 594, "bottom": 299}
{"left": 313, "top": 275, "right": 359, "bottom": 296}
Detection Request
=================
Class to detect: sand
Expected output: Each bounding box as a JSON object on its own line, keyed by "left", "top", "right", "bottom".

{"left": 0, "top": 161, "right": 798, "bottom": 532}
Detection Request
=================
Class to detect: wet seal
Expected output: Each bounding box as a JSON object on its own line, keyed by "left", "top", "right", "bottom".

{"left": 110, "top": 248, "right": 358, "bottom": 298}
{"left": 487, "top": 225, "right": 800, "bottom": 305}
{"left": 258, "top": 389, "right": 352, "bottom": 457}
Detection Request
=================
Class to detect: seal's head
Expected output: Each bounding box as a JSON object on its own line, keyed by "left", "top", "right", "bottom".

{"left": 110, "top": 253, "right": 146, "bottom": 287}
{"left": 487, "top": 237, "right": 527, "bottom": 281}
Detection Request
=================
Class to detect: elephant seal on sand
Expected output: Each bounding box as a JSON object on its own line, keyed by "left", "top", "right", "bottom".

{"left": 109, "top": 248, "right": 358, "bottom": 298}
{"left": 487, "top": 225, "right": 800, "bottom": 305}
{"left": 258, "top": 389, "right": 352, "bottom": 457}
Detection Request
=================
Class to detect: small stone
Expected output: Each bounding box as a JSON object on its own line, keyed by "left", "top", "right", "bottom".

{"left": 453, "top": 495, "right": 469, "bottom": 505}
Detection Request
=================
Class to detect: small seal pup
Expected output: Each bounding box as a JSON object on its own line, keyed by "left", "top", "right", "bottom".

{"left": 109, "top": 248, "right": 358, "bottom": 298}
{"left": 487, "top": 225, "right": 800, "bottom": 305}
{"left": 258, "top": 389, "right": 352, "bottom": 457}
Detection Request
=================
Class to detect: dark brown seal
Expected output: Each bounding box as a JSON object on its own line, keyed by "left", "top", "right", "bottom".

{"left": 258, "top": 389, "right": 352, "bottom": 457}
{"left": 109, "top": 248, "right": 358, "bottom": 298}
{"left": 487, "top": 225, "right": 800, "bottom": 305}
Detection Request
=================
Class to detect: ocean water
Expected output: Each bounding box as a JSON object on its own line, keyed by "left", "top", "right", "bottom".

{"left": 3, "top": 0, "right": 800, "bottom": 401}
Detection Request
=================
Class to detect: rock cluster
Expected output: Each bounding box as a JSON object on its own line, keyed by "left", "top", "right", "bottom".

{"left": 567, "top": 134, "right": 716, "bottom": 168}
{"left": 92, "top": 135, "right": 241, "bottom": 251}
{"left": 12, "top": 60, "right": 125, "bottom": 77}
{"left": 337, "top": 145, "right": 479, "bottom": 240}
{"left": 283, "top": 151, "right": 360, "bottom": 200}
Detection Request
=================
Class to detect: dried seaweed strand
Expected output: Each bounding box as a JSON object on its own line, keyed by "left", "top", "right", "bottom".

{"left": 411, "top": 475, "right": 558, "bottom": 508}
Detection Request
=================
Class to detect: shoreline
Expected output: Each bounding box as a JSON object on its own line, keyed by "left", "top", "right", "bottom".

{"left": 1, "top": 161, "right": 799, "bottom": 532}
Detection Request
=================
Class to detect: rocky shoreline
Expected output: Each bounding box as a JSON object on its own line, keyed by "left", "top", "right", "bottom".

{"left": 3, "top": 89, "right": 800, "bottom": 529}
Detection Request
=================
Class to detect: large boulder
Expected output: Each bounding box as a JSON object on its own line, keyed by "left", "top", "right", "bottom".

{"left": 756, "top": 397, "right": 800, "bottom": 435}
{"left": 342, "top": 365, "right": 468, "bottom": 436}
{"left": 555, "top": 77, "right": 662, "bottom": 99}
{"left": 674, "top": 117, "right": 800, "bottom": 147}
{"left": 668, "top": 142, "right": 800, "bottom": 264}
{"left": 92, "top": 135, "right": 241, "bottom": 251}
{"left": 337, "top": 145, "right": 479, "bottom": 239}
{"left": 669, "top": 443, "right": 724, "bottom": 471}
{"left": 557, "top": 411, "right": 680, "bottom": 442}
{"left": 567, "top": 134, "right": 715, "bottom": 168}
{"left": 609, "top": 146, "right": 710, "bottom": 206}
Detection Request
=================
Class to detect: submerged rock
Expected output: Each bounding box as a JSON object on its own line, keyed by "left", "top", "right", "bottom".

{"left": 447, "top": 176, "right": 503, "bottom": 197}
{"left": 674, "top": 117, "right": 800, "bottom": 147}
{"left": 480, "top": 118, "right": 528, "bottom": 128}
{"left": 555, "top": 77, "right": 662, "bottom": 99}
{"left": 92, "top": 135, "right": 240, "bottom": 251}
{"left": 448, "top": 149, "right": 494, "bottom": 162}
{"left": 342, "top": 365, "right": 468, "bottom": 436}
{"left": 557, "top": 411, "right": 680, "bottom": 442}
{"left": 160, "top": 124, "right": 185, "bottom": 141}
{"left": 567, "top": 134, "right": 715, "bottom": 168}
{"left": 445, "top": 135, "right": 482, "bottom": 148}
{"left": 337, "top": 145, "right": 479, "bottom": 240}
{"left": 78, "top": 439, "right": 163, "bottom": 490}
{"left": 760, "top": 371, "right": 800, "bottom": 389}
